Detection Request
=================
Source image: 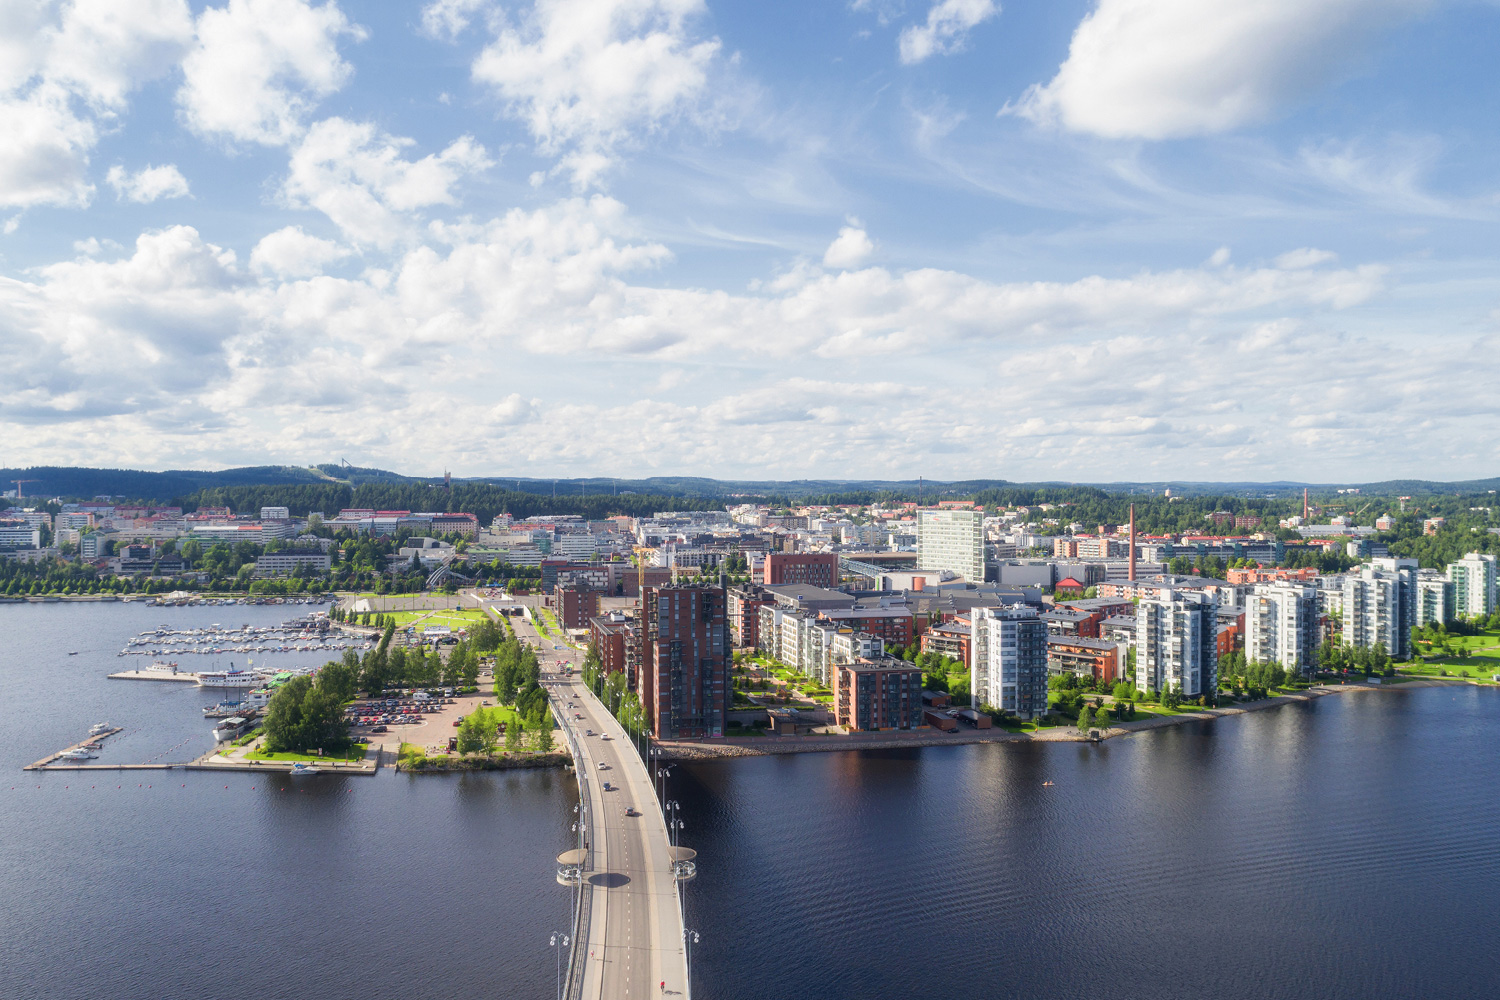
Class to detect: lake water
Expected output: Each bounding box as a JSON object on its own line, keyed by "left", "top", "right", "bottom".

{"left": 5, "top": 604, "right": 1499, "bottom": 999}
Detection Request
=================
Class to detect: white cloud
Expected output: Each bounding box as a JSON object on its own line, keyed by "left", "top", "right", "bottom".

{"left": 1014, "top": 0, "right": 1431, "bottom": 139}
{"left": 281, "top": 117, "right": 492, "bottom": 247}
{"left": 421, "top": 0, "right": 492, "bottom": 40}
{"left": 822, "top": 224, "right": 874, "bottom": 269}
{"left": 106, "top": 163, "right": 191, "bottom": 202}
{"left": 250, "top": 225, "right": 350, "bottom": 277}
{"left": 3, "top": 195, "right": 1484, "bottom": 480}
{"left": 45, "top": 0, "right": 194, "bottom": 109}
{"left": 178, "top": 0, "right": 365, "bottom": 145}
{"left": 471, "top": 0, "right": 721, "bottom": 186}
{"left": 1275, "top": 247, "right": 1338, "bottom": 270}
{"left": 0, "top": 0, "right": 193, "bottom": 209}
{"left": 898, "top": 0, "right": 998, "bottom": 65}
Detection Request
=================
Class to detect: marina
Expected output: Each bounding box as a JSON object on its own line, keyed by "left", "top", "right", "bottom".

{"left": 117, "top": 618, "right": 371, "bottom": 658}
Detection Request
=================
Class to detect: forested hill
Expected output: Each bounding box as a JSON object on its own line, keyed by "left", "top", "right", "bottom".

{"left": 0, "top": 465, "right": 335, "bottom": 501}
{"left": 5, "top": 464, "right": 1498, "bottom": 508}
{"left": 184, "top": 483, "right": 693, "bottom": 523}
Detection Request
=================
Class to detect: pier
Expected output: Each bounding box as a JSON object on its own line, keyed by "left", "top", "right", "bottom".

{"left": 25, "top": 727, "right": 126, "bottom": 770}
{"left": 108, "top": 669, "right": 202, "bottom": 682}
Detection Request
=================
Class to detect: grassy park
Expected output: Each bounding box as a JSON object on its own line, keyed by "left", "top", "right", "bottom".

{"left": 246, "top": 746, "right": 369, "bottom": 763}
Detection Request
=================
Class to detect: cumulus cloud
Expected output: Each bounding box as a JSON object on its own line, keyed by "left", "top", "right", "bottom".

{"left": 281, "top": 117, "right": 492, "bottom": 247}
{"left": 0, "top": 190, "right": 1425, "bottom": 480}
{"left": 421, "top": 0, "right": 492, "bottom": 40}
{"left": 0, "top": 0, "right": 193, "bottom": 209}
{"left": 471, "top": 0, "right": 721, "bottom": 186}
{"left": 822, "top": 224, "right": 874, "bottom": 269}
{"left": 178, "top": 0, "right": 365, "bottom": 145}
{"left": 1275, "top": 247, "right": 1338, "bottom": 269}
{"left": 106, "top": 163, "right": 191, "bottom": 202}
{"left": 250, "top": 225, "right": 350, "bottom": 277}
{"left": 1013, "top": 0, "right": 1430, "bottom": 139}
{"left": 899, "top": 0, "right": 998, "bottom": 65}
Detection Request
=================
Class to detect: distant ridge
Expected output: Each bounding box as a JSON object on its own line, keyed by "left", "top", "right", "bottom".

{"left": 3, "top": 464, "right": 1498, "bottom": 504}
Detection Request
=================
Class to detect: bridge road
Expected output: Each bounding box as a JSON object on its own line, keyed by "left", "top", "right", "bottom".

{"left": 493, "top": 599, "right": 690, "bottom": 1000}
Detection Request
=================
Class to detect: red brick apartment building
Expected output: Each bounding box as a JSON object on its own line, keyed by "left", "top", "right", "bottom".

{"left": 762, "top": 552, "right": 840, "bottom": 588}
{"left": 640, "top": 585, "right": 730, "bottom": 740}
{"left": 833, "top": 658, "right": 925, "bottom": 731}
{"left": 553, "top": 585, "right": 600, "bottom": 629}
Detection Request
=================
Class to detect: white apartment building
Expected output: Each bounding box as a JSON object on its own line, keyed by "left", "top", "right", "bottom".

{"left": 917, "top": 509, "right": 985, "bottom": 582}
{"left": 260, "top": 506, "right": 290, "bottom": 521}
{"left": 254, "top": 552, "right": 332, "bottom": 576}
{"left": 1342, "top": 558, "right": 1416, "bottom": 660}
{"left": 970, "top": 606, "right": 1049, "bottom": 719}
{"left": 54, "top": 512, "right": 94, "bottom": 531}
{"left": 1136, "top": 590, "right": 1218, "bottom": 696}
{"left": 1416, "top": 571, "right": 1455, "bottom": 627}
{"left": 1244, "top": 582, "right": 1320, "bottom": 674}
{"left": 1448, "top": 552, "right": 1498, "bottom": 618}
{"left": 0, "top": 523, "right": 41, "bottom": 548}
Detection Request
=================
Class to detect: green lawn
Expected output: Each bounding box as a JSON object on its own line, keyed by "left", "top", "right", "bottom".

{"left": 246, "top": 746, "right": 369, "bottom": 762}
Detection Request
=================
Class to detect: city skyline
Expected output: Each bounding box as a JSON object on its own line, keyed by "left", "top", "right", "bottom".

{"left": 4, "top": 0, "right": 1500, "bottom": 479}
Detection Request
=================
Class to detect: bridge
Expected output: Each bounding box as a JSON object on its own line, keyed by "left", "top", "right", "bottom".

{"left": 503, "top": 601, "right": 691, "bottom": 999}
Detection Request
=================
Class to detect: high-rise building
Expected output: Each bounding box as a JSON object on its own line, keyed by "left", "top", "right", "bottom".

{"left": 970, "top": 606, "right": 1049, "bottom": 719}
{"left": 639, "top": 584, "right": 730, "bottom": 740}
{"left": 260, "top": 506, "right": 290, "bottom": 521}
{"left": 1136, "top": 590, "right": 1218, "bottom": 696}
{"left": 917, "top": 508, "right": 985, "bottom": 582}
{"left": 1245, "top": 582, "right": 1320, "bottom": 675}
{"left": 1342, "top": 558, "right": 1416, "bottom": 660}
{"left": 1448, "top": 552, "right": 1498, "bottom": 618}
{"left": 1415, "top": 571, "right": 1455, "bottom": 627}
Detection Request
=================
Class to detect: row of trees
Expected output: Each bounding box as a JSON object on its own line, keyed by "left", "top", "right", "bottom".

{"left": 582, "top": 644, "right": 647, "bottom": 741}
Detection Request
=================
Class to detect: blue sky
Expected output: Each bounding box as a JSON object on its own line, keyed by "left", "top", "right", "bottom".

{"left": 2, "top": 0, "right": 1499, "bottom": 482}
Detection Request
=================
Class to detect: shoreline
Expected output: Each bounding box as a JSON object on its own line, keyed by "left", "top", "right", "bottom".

{"left": 654, "top": 679, "right": 1473, "bottom": 760}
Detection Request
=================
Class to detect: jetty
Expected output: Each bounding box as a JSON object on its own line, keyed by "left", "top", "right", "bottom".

{"left": 109, "top": 669, "right": 202, "bottom": 682}
{"left": 25, "top": 727, "right": 127, "bottom": 771}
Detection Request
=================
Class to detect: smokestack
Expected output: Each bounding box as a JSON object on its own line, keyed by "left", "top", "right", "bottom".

{"left": 1128, "top": 503, "right": 1136, "bottom": 582}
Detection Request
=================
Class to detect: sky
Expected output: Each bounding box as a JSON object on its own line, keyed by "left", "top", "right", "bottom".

{"left": 2, "top": 0, "right": 1500, "bottom": 483}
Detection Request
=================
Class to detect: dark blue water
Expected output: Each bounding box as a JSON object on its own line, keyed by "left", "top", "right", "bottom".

{"left": 0, "top": 604, "right": 576, "bottom": 1000}
{"left": 675, "top": 685, "right": 1500, "bottom": 1000}
{"left": 9, "top": 605, "right": 1500, "bottom": 999}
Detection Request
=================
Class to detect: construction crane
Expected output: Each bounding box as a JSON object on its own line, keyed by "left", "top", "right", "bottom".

{"left": 11, "top": 479, "right": 39, "bottom": 499}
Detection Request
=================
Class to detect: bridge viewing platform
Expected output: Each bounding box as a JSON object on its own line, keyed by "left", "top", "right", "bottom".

{"left": 512, "top": 607, "right": 690, "bottom": 999}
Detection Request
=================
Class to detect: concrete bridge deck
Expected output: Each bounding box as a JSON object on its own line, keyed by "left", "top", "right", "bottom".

{"left": 509, "top": 604, "right": 691, "bottom": 1000}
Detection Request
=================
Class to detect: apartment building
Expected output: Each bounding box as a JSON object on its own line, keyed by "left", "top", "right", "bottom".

{"left": 1136, "top": 590, "right": 1218, "bottom": 697}
{"left": 554, "top": 585, "right": 601, "bottom": 630}
{"left": 1449, "top": 552, "right": 1498, "bottom": 618}
{"left": 589, "top": 613, "right": 635, "bottom": 680}
{"left": 639, "top": 584, "right": 730, "bottom": 740}
{"left": 253, "top": 552, "right": 332, "bottom": 576}
{"left": 1342, "top": 559, "right": 1416, "bottom": 660}
{"left": 727, "top": 583, "right": 775, "bottom": 649}
{"left": 1244, "top": 582, "right": 1321, "bottom": 675}
{"left": 970, "top": 606, "right": 1049, "bottom": 719}
{"left": 1416, "top": 571, "right": 1455, "bottom": 627}
{"left": 1047, "top": 636, "right": 1126, "bottom": 685}
{"left": 833, "top": 657, "right": 924, "bottom": 731}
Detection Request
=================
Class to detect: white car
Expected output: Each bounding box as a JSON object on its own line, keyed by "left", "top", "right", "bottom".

{"left": 597, "top": 762, "right": 609, "bottom": 770}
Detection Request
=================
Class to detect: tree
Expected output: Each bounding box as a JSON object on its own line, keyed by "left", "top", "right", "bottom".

{"left": 455, "top": 713, "right": 486, "bottom": 754}
{"left": 1077, "top": 706, "right": 1093, "bottom": 733}
{"left": 504, "top": 714, "right": 522, "bottom": 751}
{"left": 261, "top": 674, "right": 351, "bottom": 753}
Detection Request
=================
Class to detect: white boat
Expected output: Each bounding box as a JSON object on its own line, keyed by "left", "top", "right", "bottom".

{"left": 198, "top": 669, "right": 257, "bottom": 688}
{"left": 59, "top": 748, "right": 97, "bottom": 761}
{"left": 289, "top": 762, "right": 320, "bottom": 776}
{"left": 211, "top": 716, "right": 254, "bottom": 742}
{"left": 88, "top": 722, "right": 111, "bottom": 736}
